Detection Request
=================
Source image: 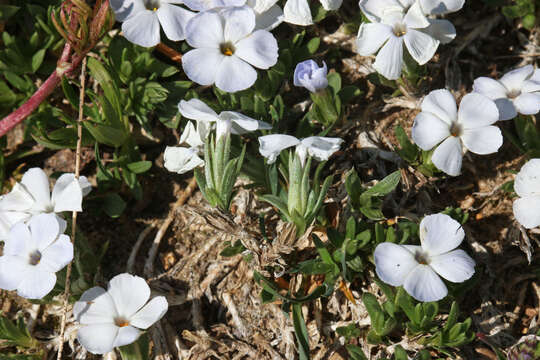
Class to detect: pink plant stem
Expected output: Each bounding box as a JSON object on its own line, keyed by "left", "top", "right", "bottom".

{"left": 0, "top": 43, "right": 79, "bottom": 138}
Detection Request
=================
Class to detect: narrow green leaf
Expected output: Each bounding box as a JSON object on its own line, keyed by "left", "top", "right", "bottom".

{"left": 292, "top": 303, "right": 310, "bottom": 360}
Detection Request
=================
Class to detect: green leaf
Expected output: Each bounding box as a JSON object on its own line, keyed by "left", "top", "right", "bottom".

{"left": 103, "top": 193, "right": 127, "bottom": 218}
{"left": 126, "top": 161, "right": 152, "bottom": 174}
{"left": 31, "top": 49, "right": 46, "bottom": 73}
{"left": 292, "top": 303, "right": 310, "bottom": 360}
{"left": 346, "top": 345, "right": 368, "bottom": 360}
{"left": 327, "top": 72, "right": 342, "bottom": 94}
{"left": 220, "top": 240, "right": 246, "bottom": 257}
{"left": 259, "top": 194, "right": 291, "bottom": 220}
{"left": 336, "top": 323, "right": 362, "bottom": 340}
{"left": 393, "top": 345, "right": 408, "bottom": 360}
{"left": 395, "top": 125, "right": 419, "bottom": 163}
{"left": 0, "top": 313, "right": 37, "bottom": 348}
{"left": 361, "top": 171, "right": 401, "bottom": 197}
{"left": 0, "top": 5, "right": 20, "bottom": 21}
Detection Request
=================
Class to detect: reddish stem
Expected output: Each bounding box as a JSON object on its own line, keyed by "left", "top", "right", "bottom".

{"left": 0, "top": 43, "right": 85, "bottom": 138}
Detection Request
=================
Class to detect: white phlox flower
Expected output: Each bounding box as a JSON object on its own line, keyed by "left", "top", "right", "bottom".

{"left": 182, "top": 0, "right": 283, "bottom": 30}
{"left": 357, "top": 0, "right": 437, "bottom": 80}
{"left": 178, "top": 98, "right": 272, "bottom": 139}
{"left": 473, "top": 65, "right": 540, "bottom": 121}
{"left": 164, "top": 122, "right": 206, "bottom": 174}
{"left": 0, "top": 213, "right": 72, "bottom": 299}
{"left": 74, "top": 273, "right": 168, "bottom": 355}
{"left": 0, "top": 168, "right": 91, "bottom": 240}
{"left": 182, "top": 6, "right": 279, "bottom": 93}
{"left": 357, "top": 0, "right": 463, "bottom": 80}
{"left": 283, "top": 0, "right": 343, "bottom": 26}
{"left": 258, "top": 134, "right": 343, "bottom": 166}
{"left": 374, "top": 213, "right": 476, "bottom": 302}
{"left": 293, "top": 60, "right": 328, "bottom": 93}
{"left": 111, "top": 0, "right": 196, "bottom": 47}
{"left": 512, "top": 159, "right": 540, "bottom": 229}
{"left": 411, "top": 89, "right": 502, "bottom": 177}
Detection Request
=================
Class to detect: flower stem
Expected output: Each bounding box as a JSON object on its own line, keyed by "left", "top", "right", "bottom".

{"left": 156, "top": 42, "right": 183, "bottom": 64}
{"left": 56, "top": 55, "right": 87, "bottom": 360}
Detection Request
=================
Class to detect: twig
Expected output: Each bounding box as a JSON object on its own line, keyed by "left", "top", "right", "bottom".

{"left": 156, "top": 43, "right": 183, "bottom": 64}
{"left": 56, "top": 56, "right": 87, "bottom": 360}
{"left": 144, "top": 177, "right": 198, "bottom": 277}
{"left": 127, "top": 222, "right": 156, "bottom": 274}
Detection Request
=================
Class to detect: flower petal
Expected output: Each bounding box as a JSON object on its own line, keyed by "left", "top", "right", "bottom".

{"left": 522, "top": 77, "right": 540, "bottom": 93}
{"left": 178, "top": 99, "right": 219, "bottom": 123}
{"left": 156, "top": 3, "right": 195, "bottom": 41}
{"left": 113, "top": 325, "right": 141, "bottom": 348}
{"left": 514, "top": 159, "right": 540, "bottom": 198}
{"left": 421, "top": 19, "right": 455, "bottom": 44}
{"left": 513, "top": 195, "right": 540, "bottom": 229}
{"left": 374, "top": 243, "right": 418, "bottom": 286}
{"left": 0, "top": 211, "right": 31, "bottom": 241}
{"left": 355, "top": 22, "right": 392, "bottom": 56}
{"left": 21, "top": 168, "right": 51, "bottom": 212}
{"left": 29, "top": 213, "right": 60, "bottom": 251}
{"left": 52, "top": 174, "right": 84, "bottom": 213}
{"left": 493, "top": 98, "right": 518, "bottom": 121}
{"left": 431, "top": 136, "right": 462, "bottom": 176}
{"left": 359, "top": 0, "right": 402, "bottom": 22}
{"left": 460, "top": 126, "right": 502, "bottom": 155}
{"left": 108, "top": 273, "right": 150, "bottom": 319}
{"left": 420, "top": 0, "right": 464, "bottom": 15}
{"left": 301, "top": 136, "right": 343, "bottom": 161}
{"left": 39, "top": 234, "right": 73, "bottom": 273}
{"left": 320, "top": 0, "right": 342, "bottom": 10}
{"left": 283, "top": 0, "right": 313, "bottom": 25}
{"left": 110, "top": 0, "right": 146, "bottom": 22}
{"left": 215, "top": 56, "right": 258, "bottom": 93}
{"left": 164, "top": 147, "right": 204, "bottom": 174}
{"left": 421, "top": 89, "right": 457, "bottom": 125}
{"left": 420, "top": 213, "right": 465, "bottom": 256}
{"left": 499, "top": 65, "right": 534, "bottom": 93}
{"left": 130, "top": 296, "right": 168, "bottom": 329}
{"left": 0, "top": 256, "right": 29, "bottom": 291}
{"left": 180, "top": 122, "right": 204, "bottom": 148}
{"left": 182, "top": 48, "right": 224, "bottom": 86}
{"left": 222, "top": 6, "right": 255, "bottom": 43}
{"left": 404, "top": 29, "right": 438, "bottom": 65}
{"left": 74, "top": 286, "right": 117, "bottom": 325}
{"left": 77, "top": 323, "right": 118, "bottom": 355}
{"left": 0, "top": 183, "right": 34, "bottom": 212}
{"left": 185, "top": 10, "right": 224, "bottom": 48}
{"left": 411, "top": 112, "right": 450, "bottom": 150}
{"left": 513, "top": 92, "right": 540, "bottom": 116}
{"left": 472, "top": 77, "right": 508, "bottom": 100}
{"left": 429, "top": 249, "right": 475, "bottom": 283}
{"left": 122, "top": 10, "right": 160, "bottom": 47}
{"left": 403, "top": 264, "right": 448, "bottom": 302}
{"left": 254, "top": 4, "right": 283, "bottom": 30}
{"left": 403, "top": 2, "right": 430, "bottom": 29}
{"left": 16, "top": 268, "right": 56, "bottom": 299}
{"left": 4, "top": 222, "right": 33, "bottom": 255}
{"left": 219, "top": 112, "right": 260, "bottom": 134}
{"left": 373, "top": 35, "right": 403, "bottom": 80}
{"left": 458, "top": 93, "right": 499, "bottom": 129}
{"left": 234, "top": 30, "right": 279, "bottom": 69}
{"left": 258, "top": 134, "right": 300, "bottom": 163}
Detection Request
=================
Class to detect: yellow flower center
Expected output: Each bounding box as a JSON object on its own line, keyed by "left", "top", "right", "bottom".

{"left": 220, "top": 42, "right": 235, "bottom": 56}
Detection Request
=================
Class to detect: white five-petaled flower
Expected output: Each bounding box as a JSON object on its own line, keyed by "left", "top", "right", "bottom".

{"left": 111, "top": 0, "right": 196, "bottom": 47}
{"left": 74, "top": 273, "right": 168, "bottom": 355}
{"left": 293, "top": 60, "right": 328, "bottom": 93}
{"left": 473, "top": 65, "right": 540, "bottom": 121}
{"left": 512, "top": 159, "right": 540, "bottom": 229}
{"left": 374, "top": 213, "right": 475, "bottom": 302}
{"left": 0, "top": 168, "right": 91, "bottom": 240}
{"left": 357, "top": 0, "right": 463, "bottom": 80}
{"left": 411, "top": 89, "right": 502, "bottom": 177}
{"left": 0, "top": 214, "right": 72, "bottom": 299}
{"left": 258, "top": 134, "right": 343, "bottom": 166}
{"left": 283, "top": 0, "right": 342, "bottom": 26}
{"left": 182, "top": 6, "right": 279, "bottom": 93}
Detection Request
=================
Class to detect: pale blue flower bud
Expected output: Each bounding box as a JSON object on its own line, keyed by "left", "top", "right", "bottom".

{"left": 293, "top": 60, "right": 328, "bottom": 93}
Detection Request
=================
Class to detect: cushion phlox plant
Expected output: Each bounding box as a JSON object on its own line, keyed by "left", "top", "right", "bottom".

{"left": 1, "top": 0, "right": 539, "bottom": 358}
{"left": 374, "top": 213, "right": 475, "bottom": 302}
{"left": 0, "top": 213, "right": 73, "bottom": 299}
{"left": 74, "top": 273, "right": 168, "bottom": 354}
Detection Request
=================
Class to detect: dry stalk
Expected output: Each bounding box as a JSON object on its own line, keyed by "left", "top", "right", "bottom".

{"left": 56, "top": 56, "right": 87, "bottom": 360}
{"left": 144, "top": 177, "right": 197, "bottom": 277}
